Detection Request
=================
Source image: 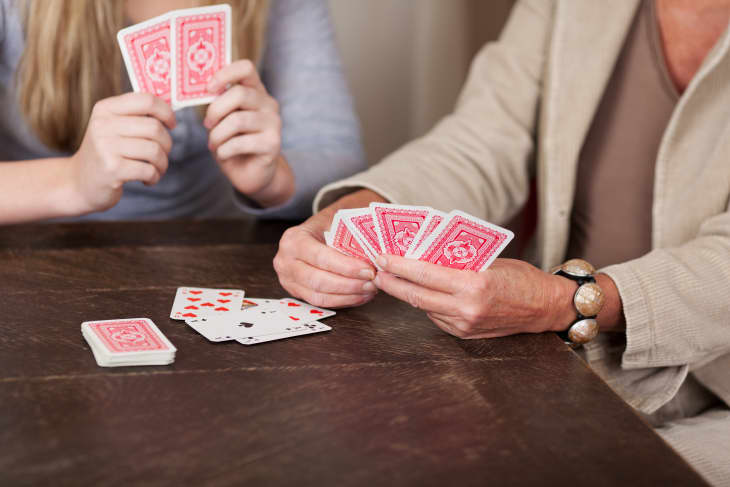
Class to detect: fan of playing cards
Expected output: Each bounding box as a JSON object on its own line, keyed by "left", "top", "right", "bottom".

{"left": 117, "top": 4, "right": 231, "bottom": 109}
{"left": 326, "top": 203, "right": 514, "bottom": 272}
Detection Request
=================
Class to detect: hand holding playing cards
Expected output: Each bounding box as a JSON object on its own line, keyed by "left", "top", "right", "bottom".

{"left": 274, "top": 190, "right": 389, "bottom": 308}
{"left": 204, "top": 60, "right": 294, "bottom": 207}
{"left": 374, "top": 256, "right": 577, "bottom": 339}
{"left": 69, "top": 93, "right": 175, "bottom": 213}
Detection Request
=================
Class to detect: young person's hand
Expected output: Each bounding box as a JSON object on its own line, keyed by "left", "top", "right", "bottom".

{"left": 205, "top": 60, "right": 294, "bottom": 208}
{"left": 69, "top": 92, "right": 176, "bottom": 213}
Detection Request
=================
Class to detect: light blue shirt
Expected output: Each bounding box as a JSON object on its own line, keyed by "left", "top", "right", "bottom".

{"left": 0, "top": 0, "right": 365, "bottom": 220}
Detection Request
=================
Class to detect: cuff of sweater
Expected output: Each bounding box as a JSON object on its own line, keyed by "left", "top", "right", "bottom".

{"left": 235, "top": 150, "right": 324, "bottom": 220}
{"left": 312, "top": 176, "right": 404, "bottom": 213}
{"left": 312, "top": 172, "right": 413, "bottom": 212}
{"left": 600, "top": 261, "right": 654, "bottom": 369}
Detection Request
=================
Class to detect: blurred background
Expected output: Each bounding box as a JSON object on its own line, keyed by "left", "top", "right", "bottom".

{"left": 329, "top": 0, "right": 516, "bottom": 165}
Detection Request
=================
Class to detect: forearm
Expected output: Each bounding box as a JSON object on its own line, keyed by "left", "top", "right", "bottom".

{"left": 547, "top": 271, "right": 626, "bottom": 334}
{"left": 595, "top": 273, "right": 626, "bottom": 331}
{"left": 0, "top": 158, "right": 83, "bottom": 224}
{"left": 311, "top": 189, "right": 388, "bottom": 231}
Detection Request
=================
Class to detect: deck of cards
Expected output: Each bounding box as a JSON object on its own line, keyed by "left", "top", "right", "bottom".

{"left": 117, "top": 4, "right": 231, "bottom": 109}
{"left": 170, "top": 288, "right": 335, "bottom": 345}
{"left": 326, "top": 203, "right": 514, "bottom": 272}
{"left": 81, "top": 318, "right": 177, "bottom": 367}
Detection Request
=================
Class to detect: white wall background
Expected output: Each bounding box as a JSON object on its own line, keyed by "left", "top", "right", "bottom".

{"left": 329, "top": 0, "right": 515, "bottom": 165}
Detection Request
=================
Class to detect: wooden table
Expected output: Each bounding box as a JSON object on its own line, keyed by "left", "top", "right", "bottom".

{"left": 0, "top": 220, "right": 708, "bottom": 486}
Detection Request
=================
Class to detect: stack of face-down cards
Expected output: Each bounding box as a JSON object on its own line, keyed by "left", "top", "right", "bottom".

{"left": 82, "top": 318, "right": 177, "bottom": 367}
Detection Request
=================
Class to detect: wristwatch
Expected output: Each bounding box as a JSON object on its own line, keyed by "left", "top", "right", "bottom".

{"left": 551, "top": 259, "right": 605, "bottom": 346}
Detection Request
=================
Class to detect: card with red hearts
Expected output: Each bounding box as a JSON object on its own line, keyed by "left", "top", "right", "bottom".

{"left": 275, "top": 298, "right": 336, "bottom": 322}
{"left": 169, "top": 287, "right": 244, "bottom": 320}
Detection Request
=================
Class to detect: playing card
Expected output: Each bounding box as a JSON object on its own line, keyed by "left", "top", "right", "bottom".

{"left": 241, "top": 298, "right": 276, "bottom": 311}
{"left": 81, "top": 318, "right": 176, "bottom": 366}
{"left": 330, "top": 212, "right": 372, "bottom": 263}
{"left": 405, "top": 209, "right": 446, "bottom": 258}
{"left": 170, "top": 4, "right": 231, "bottom": 108}
{"left": 170, "top": 287, "right": 244, "bottom": 320}
{"left": 184, "top": 315, "right": 240, "bottom": 342}
{"left": 83, "top": 318, "right": 174, "bottom": 354}
{"left": 236, "top": 321, "right": 331, "bottom": 345}
{"left": 340, "top": 209, "right": 383, "bottom": 266}
{"left": 411, "top": 210, "right": 513, "bottom": 271}
{"left": 185, "top": 308, "right": 320, "bottom": 342}
{"left": 275, "top": 298, "right": 336, "bottom": 322}
{"left": 117, "top": 13, "right": 173, "bottom": 104}
{"left": 371, "top": 203, "right": 432, "bottom": 257}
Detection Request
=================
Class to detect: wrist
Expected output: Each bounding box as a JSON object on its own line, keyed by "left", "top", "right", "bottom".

{"left": 331, "top": 189, "right": 388, "bottom": 211}
{"left": 54, "top": 156, "right": 93, "bottom": 217}
{"left": 594, "top": 273, "right": 626, "bottom": 332}
{"left": 247, "top": 155, "right": 295, "bottom": 208}
{"left": 547, "top": 274, "right": 580, "bottom": 332}
{"left": 309, "top": 188, "right": 389, "bottom": 239}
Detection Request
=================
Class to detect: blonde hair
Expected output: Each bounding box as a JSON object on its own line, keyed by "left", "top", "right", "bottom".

{"left": 16, "top": 0, "right": 269, "bottom": 153}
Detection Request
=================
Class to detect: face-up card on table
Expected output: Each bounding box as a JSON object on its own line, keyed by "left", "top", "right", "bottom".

{"left": 236, "top": 321, "right": 332, "bottom": 345}
{"left": 170, "top": 4, "right": 231, "bottom": 108}
{"left": 241, "top": 298, "right": 276, "bottom": 311}
{"left": 231, "top": 299, "right": 334, "bottom": 330}
{"left": 411, "top": 210, "right": 513, "bottom": 271}
{"left": 170, "top": 287, "right": 244, "bottom": 320}
{"left": 371, "top": 203, "right": 431, "bottom": 257}
{"left": 275, "top": 298, "right": 336, "bottom": 322}
{"left": 117, "top": 13, "right": 173, "bottom": 104}
{"left": 82, "top": 318, "right": 176, "bottom": 356}
{"left": 405, "top": 209, "right": 446, "bottom": 258}
{"left": 185, "top": 308, "right": 325, "bottom": 342}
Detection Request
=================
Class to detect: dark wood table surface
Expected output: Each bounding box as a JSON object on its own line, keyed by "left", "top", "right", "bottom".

{"left": 0, "top": 220, "right": 708, "bottom": 486}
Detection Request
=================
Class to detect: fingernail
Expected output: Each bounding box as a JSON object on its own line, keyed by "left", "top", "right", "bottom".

{"left": 377, "top": 256, "right": 387, "bottom": 268}
{"left": 359, "top": 269, "right": 375, "bottom": 280}
{"left": 362, "top": 281, "right": 376, "bottom": 293}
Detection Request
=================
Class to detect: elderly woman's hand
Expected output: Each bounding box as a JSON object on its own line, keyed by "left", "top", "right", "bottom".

{"left": 373, "top": 255, "right": 583, "bottom": 339}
